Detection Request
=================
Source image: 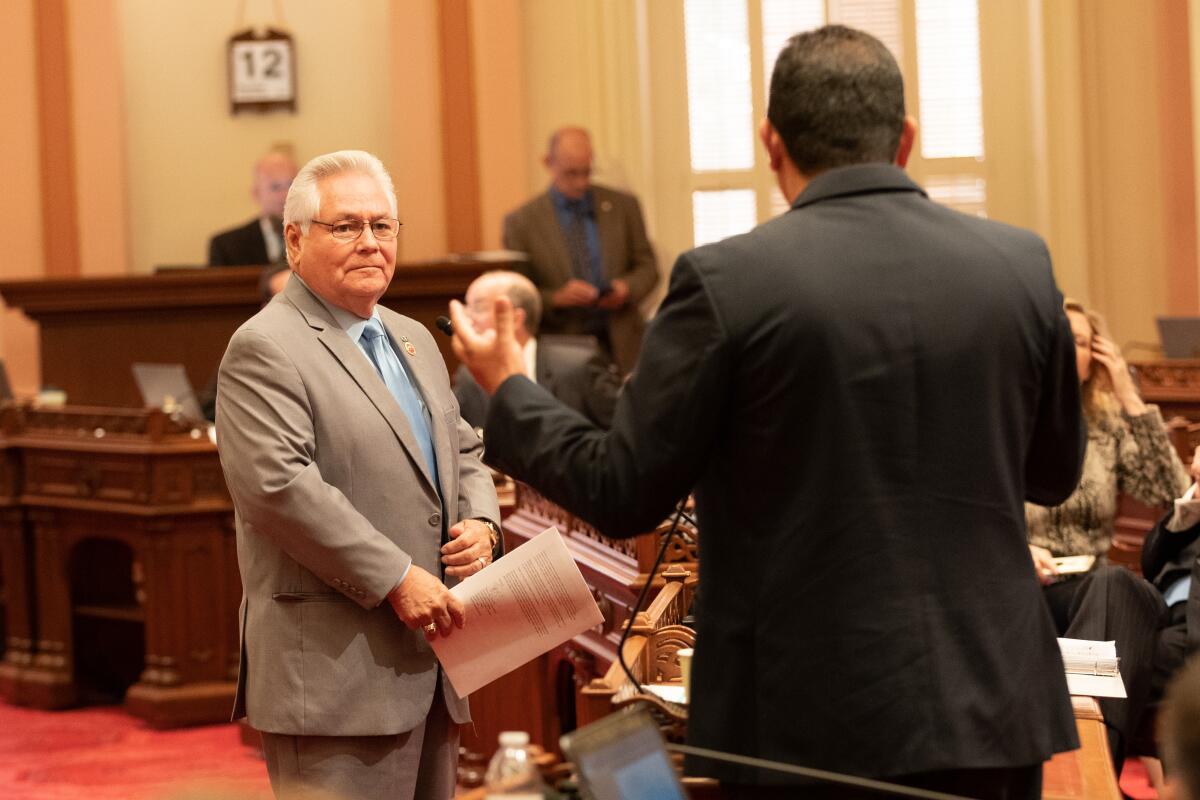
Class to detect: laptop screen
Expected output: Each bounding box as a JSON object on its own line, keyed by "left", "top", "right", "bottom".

{"left": 132, "top": 362, "right": 205, "bottom": 423}
{"left": 560, "top": 709, "right": 687, "bottom": 800}
{"left": 1157, "top": 316, "right": 1200, "bottom": 358}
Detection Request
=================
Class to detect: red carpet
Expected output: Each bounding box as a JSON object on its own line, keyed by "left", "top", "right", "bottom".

{"left": 0, "top": 702, "right": 272, "bottom": 799}
{"left": 1121, "top": 757, "right": 1159, "bottom": 799}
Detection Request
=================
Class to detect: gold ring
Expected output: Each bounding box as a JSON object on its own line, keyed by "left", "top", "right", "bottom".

{"left": 477, "top": 556, "right": 488, "bottom": 568}
{"left": 424, "top": 623, "right": 437, "bottom": 634}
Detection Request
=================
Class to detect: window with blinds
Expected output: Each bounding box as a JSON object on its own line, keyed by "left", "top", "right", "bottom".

{"left": 681, "top": 0, "right": 987, "bottom": 247}
{"left": 914, "top": 0, "right": 983, "bottom": 160}
{"left": 684, "top": 0, "right": 755, "bottom": 172}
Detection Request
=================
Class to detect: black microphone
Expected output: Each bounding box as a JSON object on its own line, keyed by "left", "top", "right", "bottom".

{"left": 434, "top": 316, "right": 454, "bottom": 337}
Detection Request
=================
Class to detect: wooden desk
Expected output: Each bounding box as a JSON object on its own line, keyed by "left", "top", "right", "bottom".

{"left": 1043, "top": 697, "right": 1122, "bottom": 799}
{"left": 457, "top": 483, "right": 698, "bottom": 781}
{"left": 0, "top": 259, "right": 495, "bottom": 407}
{"left": 0, "top": 405, "right": 237, "bottom": 727}
{"left": 1133, "top": 359, "right": 1200, "bottom": 423}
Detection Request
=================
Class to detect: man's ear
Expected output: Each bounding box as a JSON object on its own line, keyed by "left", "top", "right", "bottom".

{"left": 895, "top": 116, "right": 917, "bottom": 168}
{"left": 285, "top": 223, "right": 302, "bottom": 268}
{"left": 759, "top": 118, "right": 784, "bottom": 172}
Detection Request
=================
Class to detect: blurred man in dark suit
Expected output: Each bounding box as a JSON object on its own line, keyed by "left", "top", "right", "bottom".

{"left": 452, "top": 25, "right": 1084, "bottom": 799}
{"left": 208, "top": 151, "right": 298, "bottom": 266}
{"left": 453, "top": 270, "right": 620, "bottom": 432}
{"left": 1161, "top": 656, "right": 1200, "bottom": 800}
{"left": 1143, "top": 449, "right": 1200, "bottom": 717}
{"left": 503, "top": 127, "right": 659, "bottom": 374}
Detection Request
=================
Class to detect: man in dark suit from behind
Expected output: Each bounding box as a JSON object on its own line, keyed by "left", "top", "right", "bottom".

{"left": 452, "top": 25, "right": 1084, "bottom": 800}
{"left": 208, "top": 151, "right": 298, "bottom": 266}
{"left": 502, "top": 127, "right": 660, "bottom": 374}
{"left": 453, "top": 270, "right": 620, "bottom": 432}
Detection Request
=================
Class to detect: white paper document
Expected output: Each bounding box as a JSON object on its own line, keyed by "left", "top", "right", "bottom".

{"left": 1058, "top": 638, "right": 1126, "bottom": 699}
{"left": 432, "top": 526, "right": 604, "bottom": 696}
{"left": 644, "top": 684, "right": 688, "bottom": 705}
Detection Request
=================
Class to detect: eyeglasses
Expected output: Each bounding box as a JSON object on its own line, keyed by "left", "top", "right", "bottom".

{"left": 310, "top": 218, "right": 402, "bottom": 241}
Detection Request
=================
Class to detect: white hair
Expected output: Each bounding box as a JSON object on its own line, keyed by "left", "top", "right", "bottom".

{"left": 283, "top": 150, "right": 398, "bottom": 234}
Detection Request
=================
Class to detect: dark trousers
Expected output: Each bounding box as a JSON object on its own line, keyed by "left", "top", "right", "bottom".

{"left": 1045, "top": 565, "right": 1166, "bottom": 765}
{"left": 719, "top": 763, "right": 1042, "bottom": 800}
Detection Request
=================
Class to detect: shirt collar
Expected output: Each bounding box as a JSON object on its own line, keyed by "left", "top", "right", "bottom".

{"left": 292, "top": 274, "right": 380, "bottom": 342}
{"left": 523, "top": 337, "right": 537, "bottom": 381}
{"left": 258, "top": 216, "right": 284, "bottom": 263}
{"left": 550, "top": 186, "right": 593, "bottom": 214}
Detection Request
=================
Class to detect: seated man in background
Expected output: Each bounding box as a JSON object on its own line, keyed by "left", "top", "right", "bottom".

{"left": 1160, "top": 656, "right": 1200, "bottom": 800}
{"left": 1142, "top": 448, "right": 1200, "bottom": 727}
{"left": 208, "top": 150, "right": 298, "bottom": 266}
{"left": 454, "top": 270, "right": 620, "bottom": 432}
{"left": 502, "top": 127, "right": 659, "bottom": 374}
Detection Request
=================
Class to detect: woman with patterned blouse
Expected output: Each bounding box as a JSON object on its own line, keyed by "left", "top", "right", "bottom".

{"left": 1024, "top": 299, "right": 1187, "bottom": 765}
{"left": 1026, "top": 301, "right": 1188, "bottom": 589}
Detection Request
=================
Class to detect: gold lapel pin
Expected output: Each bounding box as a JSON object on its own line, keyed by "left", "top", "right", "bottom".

{"left": 403, "top": 340, "right": 416, "bottom": 356}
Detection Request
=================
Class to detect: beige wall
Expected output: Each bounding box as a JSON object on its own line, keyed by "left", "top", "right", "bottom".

{"left": 70, "top": 0, "right": 131, "bottom": 277}
{"left": 1042, "top": 0, "right": 1195, "bottom": 352}
{"left": 390, "top": 0, "right": 447, "bottom": 262}
{"left": 3, "top": 0, "right": 1200, "bottom": 395}
{"left": 117, "top": 0, "right": 397, "bottom": 273}
{"left": 0, "top": 0, "right": 45, "bottom": 396}
{"left": 472, "top": 0, "right": 530, "bottom": 252}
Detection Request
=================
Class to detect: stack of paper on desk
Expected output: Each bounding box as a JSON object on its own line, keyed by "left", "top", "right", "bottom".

{"left": 432, "top": 526, "right": 604, "bottom": 696}
{"left": 1058, "top": 638, "right": 1126, "bottom": 699}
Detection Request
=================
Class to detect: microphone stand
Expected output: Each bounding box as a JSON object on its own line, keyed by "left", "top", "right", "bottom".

{"left": 615, "top": 498, "right": 690, "bottom": 695}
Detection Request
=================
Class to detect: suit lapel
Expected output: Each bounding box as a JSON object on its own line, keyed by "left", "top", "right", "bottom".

{"left": 285, "top": 280, "right": 440, "bottom": 499}
{"left": 536, "top": 193, "right": 575, "bottom": 286}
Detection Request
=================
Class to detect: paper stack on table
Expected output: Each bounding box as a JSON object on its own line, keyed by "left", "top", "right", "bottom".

{"left": 1058, "top": 638, "right": 1126, "bottom": 699}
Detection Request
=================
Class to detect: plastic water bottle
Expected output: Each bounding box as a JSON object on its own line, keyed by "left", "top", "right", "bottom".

{"left": 484, "top": 730, "right": 545, "bottom": 799}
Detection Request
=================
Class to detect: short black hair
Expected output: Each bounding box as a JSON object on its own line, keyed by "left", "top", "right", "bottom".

{"left": 767, "top": 25, "right": 906, "bottom": 175}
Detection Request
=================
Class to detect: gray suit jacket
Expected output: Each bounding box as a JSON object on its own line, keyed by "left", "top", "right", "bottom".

{"left": 216, "top": 277, "right": 499, "bottom": 736}
{"left": 502, "top": 184, "right": 659, "bottom": 373}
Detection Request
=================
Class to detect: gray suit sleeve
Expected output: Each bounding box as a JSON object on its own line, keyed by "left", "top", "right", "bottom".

{"left": 454, "top": 412, "right": 501, "bottom": 529}
{"left": 484, "top": 255, "right": 727, "bottom": 537}
{"left": 216, "top": 328, "right": 411, "bottom": 608}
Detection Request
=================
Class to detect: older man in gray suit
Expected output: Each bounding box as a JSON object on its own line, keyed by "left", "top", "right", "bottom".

{"left": 217, "top": 150, "right": 500, "bottom": 799}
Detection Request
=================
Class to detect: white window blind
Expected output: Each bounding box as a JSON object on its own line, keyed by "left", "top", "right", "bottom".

{"left": 914, "top": 0, "right": 983, "bottom": 159}
{"left": 761, "top": 0, "right": 824, "bottom": 92}
{"left": 828, "top": 0, "right": 903, "bottom": 62}
{"left": 925, "top": 176, "right": 987, "bottom": 217}
{"left": 684, "top": 0, "right": 755, "bottom": 171}
{"left": 693, "top": 190, "right": 758, "bottom": 246}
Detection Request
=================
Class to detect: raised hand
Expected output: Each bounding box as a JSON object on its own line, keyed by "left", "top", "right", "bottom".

{"left": 449, "top": 295, "right": 526, "bottom": 395}
{"left": 1090, "top": 335, "right": 1146, "bottom": 415}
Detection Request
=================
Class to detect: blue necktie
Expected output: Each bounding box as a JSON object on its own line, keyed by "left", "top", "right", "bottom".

{"left": 358, "top": 318, "right": 440, "bottom": 490}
